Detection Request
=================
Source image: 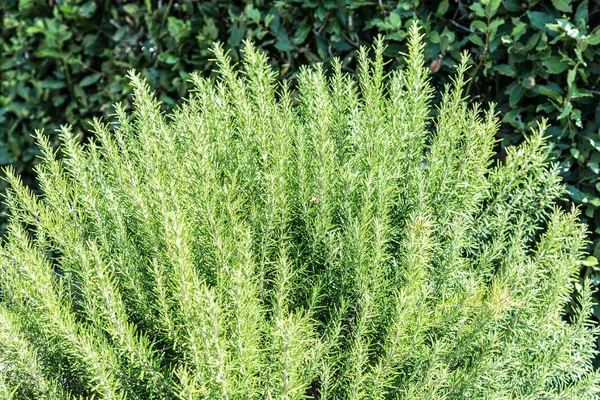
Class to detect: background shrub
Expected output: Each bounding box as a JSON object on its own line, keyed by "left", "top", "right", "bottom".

{"left": 1, "top": 0, "right": 599, "bottom": 350}
{"left": 0, "top": 27, "right": 599, "bottom": 398}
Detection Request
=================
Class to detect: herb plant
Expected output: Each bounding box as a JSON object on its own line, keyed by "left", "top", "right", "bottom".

{"left": 0, "top": 24, "right": 598, "bottom": 399}
{"left": 3, "top": 1, "right": 600, "bottom": 331}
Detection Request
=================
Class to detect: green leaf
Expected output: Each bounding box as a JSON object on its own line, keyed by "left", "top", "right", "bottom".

{"left": 79, "top": 1, "right": 97, "bottom": 18}
{"left": 494, "top": 64, "right": 515, "bottom": 76}
{"left": 168, "top": 17, "right": 191, "bottom": 42}
{"left": 539, "top": 86, "right": 563, "bottom": 103}
{"left": 123, "top": 4, "right": 139, "bottom": 15}
{"left": 582, "top": 256, "right": 599, "bottom": 267}
{"left": 586, "top": 28, "right": 600, "bottom": 45}
{"left": 470, "top": 3, "right": 486, "bottom": 18}
{"left": 315, "top": 4, "right": 327, "bottom": 21}
{"left": 524, "top": 32, "right": 541, "bottom": 51}
{"left": 571, "top": 108, "right": 582, "bottom": 128}
{"left": 488, "top": 19, "right": 505, "bottom": 35}
{"left": 503, "top": 0, "right": 521, "bottom": 11}
{"left": 552, "top": 0, "right": 572, "bottom": 13}
{"left": 511, "top": 20, "right": 527, "bottom": 40}
{"left": 266, "top": 10, "right": 279, "bottom": 32}
{"left": 575, "top": 0, "right": 589, "bottom": 23}
{"left": 41, "top": 79, "right": 65, "bottom": 89}
{"left": 429, "top": 31, "right": 441, "bottom": 44}
{"left": 79, "top": 73, "right": 101, "bottom": 87}
{"left": 158, "top": 53, "right": 178, "bottom": 65}
{"left": 53, "top": 95, "right": 67, "bottom": 107}
{"left": 440, "top": 28, "right": 455, "bottom": 47}
{"left": 16, "top": 83, "right": 30, "bottom": 100}
{"left": 73, "top": 85, "right": 88, "bottom": 108}
{"left": 264, "top": 12, "right": 275, "bottom": 28}
{"left": 275, "top": 39, "right": 295, "bottom": 51}
{"left": 470, "top": 20, "right": 487, "bottom": 33}
{"left": 35, "top": 49, "right": 61, "bottom": 58}
{"left": 509, "top": 84, "right": 524, "bottom": 107}
{"left": 567, "top": 68, "right": 577, "bottom": 87}
{"left": 389, "top": 12, "right": 401, "bottom": 29}
{"left": 542, "top": 56, "right": 569, "bottom": 74}
{"left": 229, "top": 22, "right": 245, "bottom": 46}
{"left": 557, "top": 101, "right": 572, "bottom": 119}
{"left": 436, "top": 0, "right": 449, "bottom": 16}
{"left": 570, "top": 87, "right": 592, "bottom": 99}
{"left": 293, "top": 24, "right": 311, "bottom": 45}
{"left": 536, "top": 102, "right": 555, "bottom": 114}
{"left": 527, "top": 11, "right": 555, "bottom": 32}
{"left": 489, "top": 0, "right": 502, "bottom": 14}
{"left": 245, "top": 4, "right": 261, "bottom": 24}
{"left": 568, "top": 185, "right": 587, "bottom": 203}
{"left": 469, "top": 34, "right": 484, "bottom": 46}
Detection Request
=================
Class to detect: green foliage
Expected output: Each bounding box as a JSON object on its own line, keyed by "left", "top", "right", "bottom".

{"left": 1, "top": 25, "right": 599, "bottom": 399}
{"left": 2, "top": 1, "right": 600, "bottom": 282}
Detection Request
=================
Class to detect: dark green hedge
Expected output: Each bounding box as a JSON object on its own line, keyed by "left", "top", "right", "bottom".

{"left": 1, "top": 0, "right": 600, "bottom": 309}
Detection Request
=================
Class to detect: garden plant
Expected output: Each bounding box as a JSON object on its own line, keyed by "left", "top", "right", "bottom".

{"left": 0, "top": 24, "right": 598, "bottom": 399}
{"left": 3, "top": 0, "right": 600, "bottom": 341}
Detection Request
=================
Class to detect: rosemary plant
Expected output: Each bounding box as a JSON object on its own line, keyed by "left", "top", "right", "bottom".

{"left": 0, "top": 23, "right": 598, "bottom": 399}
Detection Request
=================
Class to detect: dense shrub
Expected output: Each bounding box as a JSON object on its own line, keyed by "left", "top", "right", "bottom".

{"left": 2, "top": 2, "right": 600, "bottom": 322}
{"left": 0, "top": 25, "right": 599, "bottom": 398}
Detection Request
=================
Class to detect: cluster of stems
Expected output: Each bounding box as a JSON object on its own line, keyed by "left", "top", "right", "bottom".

{"left": 0, "top": 23, "right": 598, "bottom": 399}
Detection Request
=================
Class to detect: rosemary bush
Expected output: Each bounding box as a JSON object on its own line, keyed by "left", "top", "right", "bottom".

{"left": 0, "top": 24, "right": 599, "bottom": 399}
